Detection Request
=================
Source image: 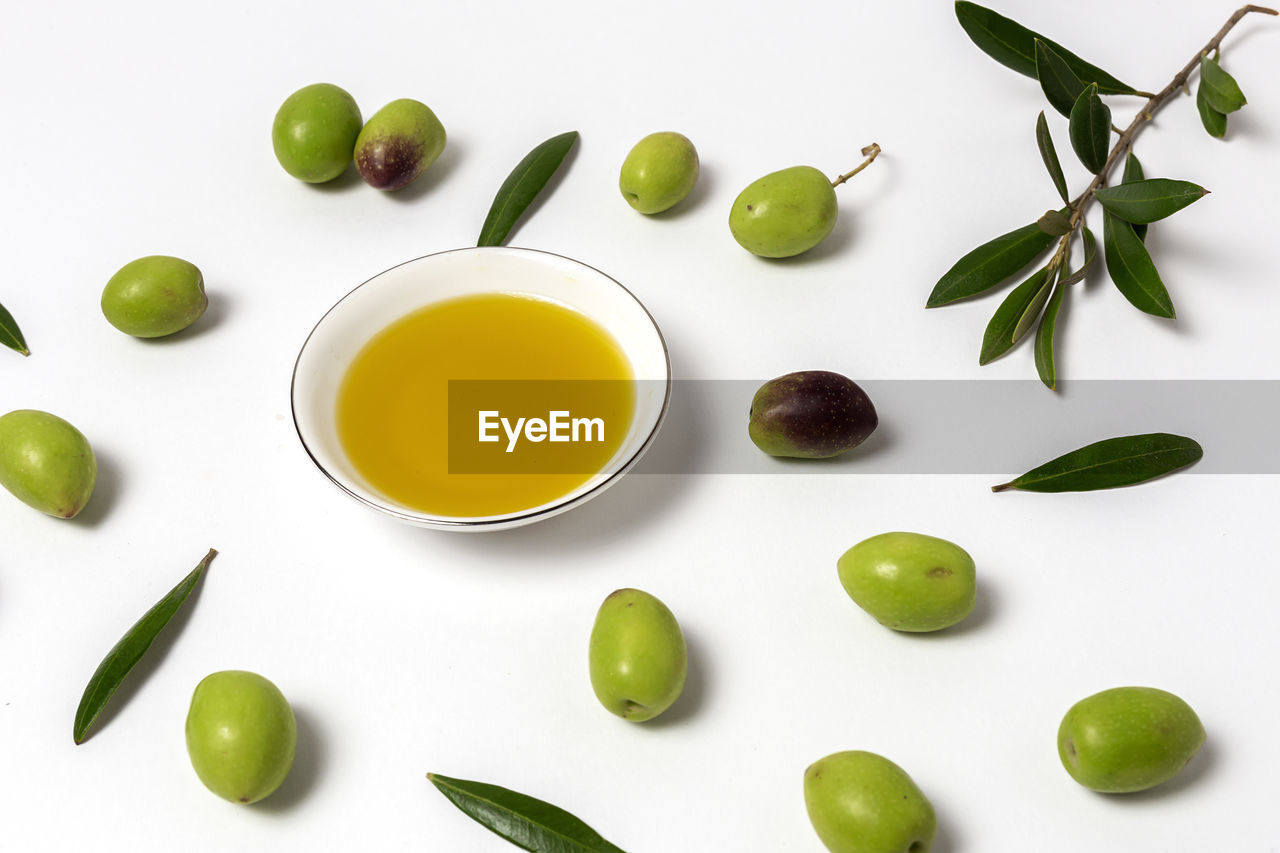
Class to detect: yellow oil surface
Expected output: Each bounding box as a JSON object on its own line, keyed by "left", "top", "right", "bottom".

{"left": 336, "top": 293, "right": 635, "bottom": 517}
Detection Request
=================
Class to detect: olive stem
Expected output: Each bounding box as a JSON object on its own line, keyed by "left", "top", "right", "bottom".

{"left": 1049, "top": 4, "right": 1277, "bottom": 271}
{"left": 831, "top": 143, "right": 882, "bottom": 188}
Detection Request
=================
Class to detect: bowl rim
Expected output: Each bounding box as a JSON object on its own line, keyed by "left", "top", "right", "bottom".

{"left": 289, "top": 245, "right": 672, "bottom": 530}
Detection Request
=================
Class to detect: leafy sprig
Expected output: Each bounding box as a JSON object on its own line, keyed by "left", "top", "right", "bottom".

{"left": 933, "top": 3, "right": 1277, "bottom": 389}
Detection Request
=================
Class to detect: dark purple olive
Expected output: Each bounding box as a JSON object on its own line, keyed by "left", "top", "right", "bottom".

{"left": 748, "top": 371, "right": 877, "bottom": 458}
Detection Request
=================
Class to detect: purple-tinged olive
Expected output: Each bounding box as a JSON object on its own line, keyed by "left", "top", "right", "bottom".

{"left": 354, "top": 99, "right": 446, "bottom": 191}
{"left": 749, "top": 370, "right": 877, "bottom": 458}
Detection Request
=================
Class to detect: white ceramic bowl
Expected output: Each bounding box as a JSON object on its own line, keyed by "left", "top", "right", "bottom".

{"left": 291, "top": 247, "right": 671, "bottom": 530}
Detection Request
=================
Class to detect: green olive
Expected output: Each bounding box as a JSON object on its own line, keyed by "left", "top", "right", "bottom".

{"left": 271, "top": 83, "right": 362, "bottom": 183}
{"left": 729, "top": 165, "right": 837, "bottom": 257}
{"left": 1058, "top": 686, "right": 1205, "bottom": 793}
{"left": 804, "top": 750, "right": 937, "bottom": 853}
{"left": 101, "top": 255, "right": 206, "bottom": 338}
{"left": 588, "top": 588, "right": 686, "bottom": 722}
{"left": 0, "top": 409, "right": 96, "bottom": 518}
{"left": 836, "top": 532, "right": 977, "bottom": 632}
{"left": 185, "top": 670, "right": 297, "bottom": 804}
{"left": 618, "top": 132, "right": 699, "bottom": 214}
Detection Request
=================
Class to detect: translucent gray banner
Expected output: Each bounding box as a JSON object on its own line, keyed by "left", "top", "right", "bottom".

{"left": 632, "top": 380, "right": 1278, "bottom": 475}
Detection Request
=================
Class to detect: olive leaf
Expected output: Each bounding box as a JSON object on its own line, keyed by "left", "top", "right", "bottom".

{"left": 1121, "top": 153, "right": 1148, "bottom": 241}
{"left": 1068, "top": 84, "right": 1111, "bottom": 174}
{"left": 992, "top": 432, "right": 1202, "bottom": 492}
{"left": 1037, "top": 209, "right": 1072, "bottom": 236}
{"left": 979, "top": 264, "right": 1054, "bottom": 365}
{"left": 1121, "top": 151, "right": 1145, "bottom": 184}
{"left": 1035, "top": 112, "right": 1070, "bottom": 204}
{"left": 1197, "top": 81, "right": 1229, "bottom": 138}
{"left": 1095, "top": 178, "right": 1208, "bottom": 224}
{"left": 0, "top": 299, "right": 29, "bottom": 356}
{"left": 478, "top": 131, "right": 579, "bottom": 248}
{"left": 1058, "top": 225, "right": 1097, "bottom": 287}
{"left": 1035, "top": 40, "right": 1088, "bottom": 118}
{"left": 954, "top": 1, "right": 1140, "bottom": 95}
{"left": 74, "top": 548, "right": 216, "bottom": 744}
{"left": 928, "top": 220, "right": 1057, "bottom": 307}
{"left": 1102, "top": 210, "right": 1175, "bottom": 318}
{"left": 1034, "top": 280, "right": 1067, "bottom": 389}
{"left": 428, "top": 773, "right": 628, "bottom": 853}
{"left": 1199, "top": 52, "right": 1246, "bottom": 113}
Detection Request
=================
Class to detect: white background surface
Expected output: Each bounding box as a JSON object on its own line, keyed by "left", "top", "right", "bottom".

{"left": 2, "top": 1, "right": 1278, "bottom": 850}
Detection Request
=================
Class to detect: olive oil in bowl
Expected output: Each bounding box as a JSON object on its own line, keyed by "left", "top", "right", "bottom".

{"left": 336, "top": 292, "right": 636, "bottom": 518}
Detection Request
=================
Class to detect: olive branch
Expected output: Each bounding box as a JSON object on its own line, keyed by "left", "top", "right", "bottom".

{"left": 928, "top": 2, "right": 1278, "bottom": 389}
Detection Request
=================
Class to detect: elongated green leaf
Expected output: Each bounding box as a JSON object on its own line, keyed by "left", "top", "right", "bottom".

{"left": 1035, "top": 112, "right": 1069, "bottom": 203}
{"left": 992, "top": 433, "right": 1202, "bottom": 492}
{"left": 1103, "top": 211, "right": 1175, "bottom": 318}
{"left": 1121, "top": 153, "right": 1148, "bottom": 241}
{"left": 1037, "top": 209, "right": 1072, "bottom": 236}
{"left": 1035, "top": 40, "right": 1087, "bottom": 118}
{"left": 0, "top": 299, "right": 29, "bottom": 356}
{"left": 1199, "top": 53, "right": 1246, "bottom": 113}
{"left": 1069, "top": 84, "right": 1110, "bottom": 174}
{"left": 954, "top": 2, "right": 1140, "bottom": 94}
{"left": 478, "top": 131, "right": 579, "bottom": 247}
{"left": 1012, "top": 269, "right": 1055, "bottom": 341}
{"left": 927, "top": 220, "right": 1057, "bottom": 307}
{"left": 428, "top": 773, "right": 627, "bottom": 853}
{"left": 1058, "top": 225, "right": 1096, "bottom": 287}
{"left": 1034, "top": 279, "right": 1066, "bottom": 389}
{"left": 1121, "top": 152, "right": 1144, "bottom": 184}
{"left": 74, "top": 549, "right": 216, "bottom": 744}
{"left": 1196, "top": 80, "right": 1228, "bottom": 138}
{"left": 1095, "top": 178, "right": 1208, "bottom": 225}
{"left": 979, "top": 264, "right": 1053, "bottom": 365}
